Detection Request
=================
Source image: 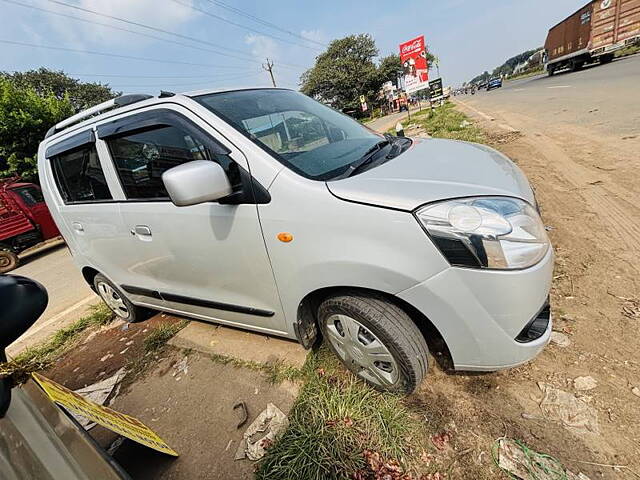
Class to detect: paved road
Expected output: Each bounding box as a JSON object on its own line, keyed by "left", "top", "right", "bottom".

{"left": 457, "top": 54, "right": 640, "bottom": 136}
{"left": 454, "top": 52, "right": 640, "bottom": 301}
{"left": 7, "top": 244, "right": 98, "bottom": 357}
{"left": 366, "top": 110, "right": 409, "bottom": 133}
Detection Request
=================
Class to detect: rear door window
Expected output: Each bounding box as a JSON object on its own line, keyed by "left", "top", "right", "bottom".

{"left": 106, "top": 125, "right": 231, "bottom": 200}
{"left": 50, "top": 144, "right": 112, "bottom": 203}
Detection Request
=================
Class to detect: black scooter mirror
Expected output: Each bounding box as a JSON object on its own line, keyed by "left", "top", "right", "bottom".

{"left": 0, "top": 275, "right": 48, "bottom": 352}
{"left": 0, "top": 274, "right": 48, "bottom": 417}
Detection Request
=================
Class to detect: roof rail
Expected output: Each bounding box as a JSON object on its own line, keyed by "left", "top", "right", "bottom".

{"left": 45, "top": 94, "right": 153, "bottom": 139}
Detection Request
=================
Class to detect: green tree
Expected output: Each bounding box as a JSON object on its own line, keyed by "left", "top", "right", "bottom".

{"left": 0, "top": 79, "right": 74, "bottom": 180}
{"left": 377, "top": 54, "right": 402, "bottom": 87}
{"left": 300, "top": 34, "right": 381, "bottom": 113}
{"left": 0, "top": 68, "right": 119, "bottom": 112}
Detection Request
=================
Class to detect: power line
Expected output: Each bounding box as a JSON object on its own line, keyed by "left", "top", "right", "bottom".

{"left": 203, "top": 0, "right": 327, "bottom": 48}
{"left": 2, "top": 0, "right": 263, "bottom": 66}
{"left": 66, "top": 73, "right": 232, "bottom": 79}
{"left": 0, "top": 38, "right": 255, "bottom": 69}
{"left": 109, "top": 72, "right": 263, "bottom": 88}
{"left": 41, "top": 0, "right": 305, "bottom": 69}
{"left": 168, "top": 0, "right": 322, "bottom": 52}
{"left": 262, "top": 58, "right": 276, "bottom": 87}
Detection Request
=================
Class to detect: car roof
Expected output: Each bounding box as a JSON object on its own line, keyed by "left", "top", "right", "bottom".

{"left": 43, "top": 86, "right": 288, "bottom": 144}
{"left": 183, "top": 86, "right": 290, "bottom": 97}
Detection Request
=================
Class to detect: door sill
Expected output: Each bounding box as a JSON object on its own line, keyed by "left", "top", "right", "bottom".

{"left": 134, "top": 301, "right": 290, "bottom": 338}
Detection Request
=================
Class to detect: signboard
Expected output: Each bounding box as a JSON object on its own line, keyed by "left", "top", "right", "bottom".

{"left": 428, "top": 78, "right": 443, "bottom": 100}
{"left": 32, "top": 373, "right": 179, "bottom": 456}
{"left": 359, "top": 95, "right": 368, "bottom": 112}
{"left": 399, "top": 35, "right": 429, "bottom": 94}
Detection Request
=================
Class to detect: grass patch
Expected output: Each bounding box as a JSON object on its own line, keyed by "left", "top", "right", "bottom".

{"left": 207, "top": 352, "right": 304, "bottom": 384}
{"left": 615, "top": 44, "right": 640, "bottom": 57}
{"left": 255, "top": 348, "right": 427, "bottom": 480}
{"left": 1, "top": 302, "right": 113, "bottom": 380}
{"left": 411, "top": 101, "right": 485, "bottom": 143}
{"left": 143, "top": 320, "right": 189, "bottom": 353}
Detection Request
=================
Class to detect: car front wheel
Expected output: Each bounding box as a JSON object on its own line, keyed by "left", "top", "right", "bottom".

{"left": 318, "top": 292, "right": 429, "bottom": 394}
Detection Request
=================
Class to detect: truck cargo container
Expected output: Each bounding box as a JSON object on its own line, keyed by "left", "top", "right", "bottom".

{"left": 544, "top": 0, "right": 640, "bottom": 75}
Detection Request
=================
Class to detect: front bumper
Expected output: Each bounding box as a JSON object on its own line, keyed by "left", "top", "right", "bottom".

{"left": 397, "top": 247, "right": 553, "bottom": 371}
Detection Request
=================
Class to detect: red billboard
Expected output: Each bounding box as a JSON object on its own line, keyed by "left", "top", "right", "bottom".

{"left": 399, "top": 35, "right": 429, "bottom": 93}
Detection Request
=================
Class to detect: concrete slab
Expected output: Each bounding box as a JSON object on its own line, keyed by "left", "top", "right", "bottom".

{"left": 106, "top": 352, "right": 299, "bottom": 479}
{"left": 168, "top": 321, "right": 308, "bottom": 368}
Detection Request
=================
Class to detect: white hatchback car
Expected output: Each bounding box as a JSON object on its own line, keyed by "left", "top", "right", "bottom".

{"left": 38, "top": 88, "right": 553, "bottom": 393}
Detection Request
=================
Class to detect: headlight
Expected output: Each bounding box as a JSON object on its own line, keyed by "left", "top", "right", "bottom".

{"left": 416, "top": 197, "right": 549, "bottom": 270}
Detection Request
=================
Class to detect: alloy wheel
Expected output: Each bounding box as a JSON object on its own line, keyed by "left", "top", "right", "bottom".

{"left": 96, "top": 281, "right": 130, "bottom": 319}
{"left": 325, "top": 314, "right": 399, "bottom": 387}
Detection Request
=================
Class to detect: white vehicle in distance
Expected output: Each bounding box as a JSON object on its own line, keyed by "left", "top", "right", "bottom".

{"left": 38, "top": 88, "right": 553, "bottom": 394}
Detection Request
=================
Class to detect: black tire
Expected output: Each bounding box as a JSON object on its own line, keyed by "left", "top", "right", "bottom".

{"left": 547, "top": 66, "right": 555, "bottom": 76}
{"left": 93, "top": 273, "right": 148, "bottom": 323}
{"left": 0, "top": 249, "right": 19, "bottom": 274}
{"left": 570, "top": 60, "right": 583, "bottom": 72}
{"left": 599, "top": 54, "right": 614, "bottom": 64}
{"left": 318, "top": 292, "right": 429, "bottom": 394}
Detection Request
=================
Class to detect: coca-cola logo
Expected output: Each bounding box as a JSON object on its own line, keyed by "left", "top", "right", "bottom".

{"left": 401, "top": 39, "right": 422, "bottom": 54}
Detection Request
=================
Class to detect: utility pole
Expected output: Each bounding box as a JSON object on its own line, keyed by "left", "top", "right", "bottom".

{"left": 262, "top": 58, "right": 276, "bottom": 87}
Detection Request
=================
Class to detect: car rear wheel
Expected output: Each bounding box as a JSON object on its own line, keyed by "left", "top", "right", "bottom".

{"left": 318, "top": 292, "right": 429, "bottom": 394}
{"left": 93, "top": 273, "right": 147, "bottom": 323}
{"left": 0, "top": 249, "right": 19, "bottom": 274}
{"left": 599, "top": 54, "right": 614, "bottom": 64}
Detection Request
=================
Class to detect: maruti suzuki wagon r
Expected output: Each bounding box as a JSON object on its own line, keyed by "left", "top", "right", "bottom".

{"left": 38, "top": 88, "right": 553, "bottom": 394}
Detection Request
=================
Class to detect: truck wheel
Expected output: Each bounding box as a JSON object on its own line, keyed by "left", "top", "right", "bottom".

{"left": 599, "top": 54, "right": 614, "bottom": 64}
{"left": 570, "top": 60, "right": 583, "bottom": 72}
{"left": 93, "top": 273, "right": 148, "bottom": 323}
{"left": 318, "top": 292, "right": 429, "bottom": 394}
{"left": 0, "top": 250, "right": 19, "bottom": 273}
{"left": 547, "top": 66, "right": 555, "bottom": 76}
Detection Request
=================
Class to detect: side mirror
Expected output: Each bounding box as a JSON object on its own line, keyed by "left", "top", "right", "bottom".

{"left": 162, "top": 160, "right": 232, "bottom": 207}
{"left": 0, "top": 275, "right": 48, "bottom": 417}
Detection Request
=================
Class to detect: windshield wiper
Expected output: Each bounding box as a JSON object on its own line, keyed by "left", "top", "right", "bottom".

{"left": 334, "top": 140, "right": 389, "bottom": 180}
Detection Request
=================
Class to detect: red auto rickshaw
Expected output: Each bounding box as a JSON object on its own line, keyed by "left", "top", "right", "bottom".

{"left": 0, "top": 177, "right": 60, "bottom": 273}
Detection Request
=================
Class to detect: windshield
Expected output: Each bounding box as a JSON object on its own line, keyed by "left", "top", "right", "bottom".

{"left": 12, "top": 186, "right": 44, "bottom": 206}
{"left": 194, "top": 89, "right": 382, "bottom": 180}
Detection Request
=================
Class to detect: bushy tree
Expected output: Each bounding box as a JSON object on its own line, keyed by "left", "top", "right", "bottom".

{"left": 377, "top": 54, "right": 403, "bottom": 87}
{"left": 300, "top": 34, "right": 381, "bottom": 113}
{"left": 0, "top": 68, "right": 119, "bottom": 112}
{"left": 0, "top": 79, "right": 74, "bottom": 180}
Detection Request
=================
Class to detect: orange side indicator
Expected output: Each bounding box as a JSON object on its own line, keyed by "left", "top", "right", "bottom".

{"left": 277, "top": 232, "right": 294, "bottom": 243}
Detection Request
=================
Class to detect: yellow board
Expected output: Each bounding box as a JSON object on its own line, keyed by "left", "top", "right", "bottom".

{"left": 32, "top": 373, "right": 178, "bottom": 457}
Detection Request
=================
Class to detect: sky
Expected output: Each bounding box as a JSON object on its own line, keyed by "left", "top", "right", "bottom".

{"left": 0, "top": 0, "right": 590, "bottom": 94}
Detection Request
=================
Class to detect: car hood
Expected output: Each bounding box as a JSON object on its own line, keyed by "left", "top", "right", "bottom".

{"left": 326, "top": 138, "right": 535, "bottom": 211}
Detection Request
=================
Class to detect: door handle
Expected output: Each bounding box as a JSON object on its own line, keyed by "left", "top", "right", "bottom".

{"left": 72, "top": 222, "right": 84, "bottom": 233}
{"left": 131, "top": 225, "right": 152, "bottom": 237}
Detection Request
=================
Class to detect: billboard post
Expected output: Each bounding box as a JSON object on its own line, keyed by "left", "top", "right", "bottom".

{"left": 399, "top": 35, "right": 429, "bottom": 95}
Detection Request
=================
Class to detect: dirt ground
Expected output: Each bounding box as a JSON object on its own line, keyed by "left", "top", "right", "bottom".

{"left": 406, "top": 102, "right": 640, "bottom": 479}
{"left": 41, "top": 314, "right": 300, "bottom": 480}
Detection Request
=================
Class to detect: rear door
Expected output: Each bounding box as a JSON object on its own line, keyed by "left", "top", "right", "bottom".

{"left": 96, "top": 105, "right": 286, "bottom": 335}
{"left": 41, "top": 129, "right": 125, "bottom": 281}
